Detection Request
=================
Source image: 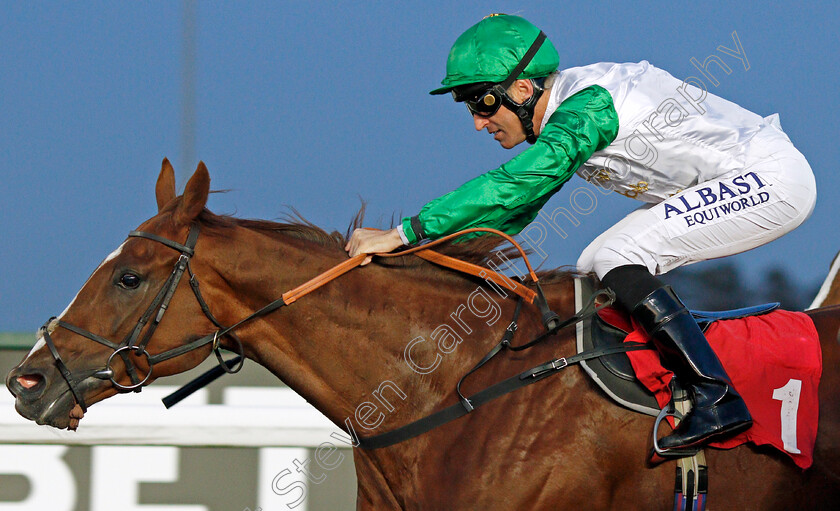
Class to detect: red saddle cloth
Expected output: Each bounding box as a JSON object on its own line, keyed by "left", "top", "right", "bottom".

{"left": 601, "top": 307, "right": 822, "bottom": 469}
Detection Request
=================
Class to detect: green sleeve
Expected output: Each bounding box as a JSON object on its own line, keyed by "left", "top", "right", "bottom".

{"left": 401, "top": 84, "right": 619, "bottom": 244}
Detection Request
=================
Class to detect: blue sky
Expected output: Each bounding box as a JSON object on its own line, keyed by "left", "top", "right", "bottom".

{"left": 1, "top": 1, "right": 838, "bottom": 332}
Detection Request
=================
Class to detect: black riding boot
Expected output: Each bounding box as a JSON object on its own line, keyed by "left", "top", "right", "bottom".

{"left": 602, "top": 265, "right": 752, "bottom": 451}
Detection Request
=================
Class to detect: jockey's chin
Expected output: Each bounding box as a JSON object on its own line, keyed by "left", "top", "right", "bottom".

{"left": 494, "top": 130, "right": 525, "bottom": 149}
{"left": 485, "top": 123, "right": 527, "bottom": 149}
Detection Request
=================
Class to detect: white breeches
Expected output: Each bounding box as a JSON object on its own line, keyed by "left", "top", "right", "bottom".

{"left": 577, "top": 123, "right": 816, "bottom": 279}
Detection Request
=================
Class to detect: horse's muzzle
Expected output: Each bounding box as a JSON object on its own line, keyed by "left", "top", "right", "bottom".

{"left": 5, "top": 366, "right": 47, "bottom": 402}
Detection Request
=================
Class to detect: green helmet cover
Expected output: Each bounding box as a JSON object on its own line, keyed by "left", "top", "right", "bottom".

{"left": 430, "top": 14, "right": 559, "bottom": 95}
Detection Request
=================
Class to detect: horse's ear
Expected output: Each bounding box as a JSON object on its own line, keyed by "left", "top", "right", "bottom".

{"left": 176, "top": 161, "right": 210, "bottom": 225}
{"left": 156, "top": 158, "right": 177, "bottom": 212}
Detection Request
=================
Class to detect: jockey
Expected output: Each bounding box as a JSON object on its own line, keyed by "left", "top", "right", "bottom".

{"left": 345, "top": 14, "right": 816, "bottom": 453}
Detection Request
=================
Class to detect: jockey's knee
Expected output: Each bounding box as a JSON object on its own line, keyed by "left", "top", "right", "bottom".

{"left": 585, "top": 240, "right": 658, "bottom": 281}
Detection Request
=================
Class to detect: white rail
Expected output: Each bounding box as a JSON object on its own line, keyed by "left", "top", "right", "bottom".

{"left": 0, "top": 386, "right": 350, "bottom": 447}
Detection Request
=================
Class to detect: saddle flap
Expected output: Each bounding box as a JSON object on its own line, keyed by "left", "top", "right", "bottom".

{"left": 575, "top": 276, "right": 660, "bottom": 416}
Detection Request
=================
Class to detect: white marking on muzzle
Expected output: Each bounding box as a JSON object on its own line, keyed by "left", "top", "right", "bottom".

{"left": 25, "top": 336, "right": 47, "bottom": 361}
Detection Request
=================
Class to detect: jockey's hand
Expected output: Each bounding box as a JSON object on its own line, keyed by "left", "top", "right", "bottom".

{"left": 345, "top": 228, "right": 404, "bottom": 266}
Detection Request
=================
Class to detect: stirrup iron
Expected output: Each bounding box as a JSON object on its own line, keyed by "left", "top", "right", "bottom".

{"left": 652, "top": 404, "right": 698, "bottom": 458}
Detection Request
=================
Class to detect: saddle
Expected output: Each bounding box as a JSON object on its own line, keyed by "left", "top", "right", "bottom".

{"left": 574, "top": 275, "right": 780, "bottom": 416}
{"left": 575, "top": 275, "right": 784, "bottom": 511}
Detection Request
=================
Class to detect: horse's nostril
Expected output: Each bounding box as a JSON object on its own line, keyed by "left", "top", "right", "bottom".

{"left": 17, "top": 374, "right": 43, "bottom": 390}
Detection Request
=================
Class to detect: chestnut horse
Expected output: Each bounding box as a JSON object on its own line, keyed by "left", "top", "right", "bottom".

{"left": 7, "top": 161, "right": 840, "bottom": 510}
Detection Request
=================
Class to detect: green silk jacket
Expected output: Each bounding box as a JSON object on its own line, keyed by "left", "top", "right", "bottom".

{"left": 400, "top": 84, "right": 619, "bottom": 244}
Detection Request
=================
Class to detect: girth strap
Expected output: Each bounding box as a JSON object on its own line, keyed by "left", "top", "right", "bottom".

{"left": 673, "top": 387, "right": 708, "bottom": 511}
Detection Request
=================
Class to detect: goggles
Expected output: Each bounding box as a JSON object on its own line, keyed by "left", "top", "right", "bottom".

{"left": 464, "top": 87, "right": 505, "bottom": 118}
{"left": 451, "top": 82, "right": 504, "bottom": 118}
{"left": 453, "top": 76, "right": 547, "bottom": 118}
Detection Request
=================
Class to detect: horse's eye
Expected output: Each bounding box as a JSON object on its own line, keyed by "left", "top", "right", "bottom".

{"left": 118, "top": 273, "right": 141, "bottom": 289}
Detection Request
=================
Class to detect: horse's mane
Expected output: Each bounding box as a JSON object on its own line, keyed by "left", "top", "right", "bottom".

{"left": 193, "top": 205, "right": 575, "bottom": 284}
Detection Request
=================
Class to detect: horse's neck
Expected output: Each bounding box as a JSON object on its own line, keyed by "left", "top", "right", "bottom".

{"left": 203, "top": 226, "right": 574, "bottom": 431}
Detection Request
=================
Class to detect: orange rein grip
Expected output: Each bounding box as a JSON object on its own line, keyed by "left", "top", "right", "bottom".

{"left": 412, "top": 249, "right": 537, "bottom": 304}
{"left": 282, "top": 254, "right": 367, "bottom": 305}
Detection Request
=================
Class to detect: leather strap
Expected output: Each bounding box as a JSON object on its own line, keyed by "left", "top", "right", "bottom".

{"left": 41, "top": 322, "right": 89, "bottom": 412}
{"left": 414, "top": 249, "right": 536, "bottom": 303}
{"left": 282, "top": 254, "right": 368, "bottom": 305}
{"left": 356, "top": 341, "right": 651, "bottom": 449}
{"left": 456, "top": 297, "right": 524, "bottom": 412}
{"left": 128, "top": 230, "right": 196, "bottom": 255}
{"left": 673, "top": 387, "right": 708, "bottom": 511}
{"left": 499, "top": 31, "right": 547, "bottom": 90}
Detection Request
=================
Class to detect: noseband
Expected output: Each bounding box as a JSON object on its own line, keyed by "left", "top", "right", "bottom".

{"left": 40, "top": 224, "right": 243, "bottom": 412}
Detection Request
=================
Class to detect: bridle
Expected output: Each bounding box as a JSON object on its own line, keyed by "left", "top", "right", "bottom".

{"left": 37, "top": 223, "right": 574, "bottom": 416}
{"left": 39, "top": 223, "right": 243, "bottom": 412}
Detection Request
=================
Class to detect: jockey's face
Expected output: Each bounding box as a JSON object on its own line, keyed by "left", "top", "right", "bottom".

{"left": 470, "top": 79, "right": 534, "bottom": 149}
{"left": 472, "top": 104, "right": 526, "bottom": 149}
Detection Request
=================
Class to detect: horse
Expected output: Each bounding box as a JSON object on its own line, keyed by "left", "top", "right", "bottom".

{"left": 809, "top": 251, "right": 840, "bottom": 309}
{"left": 6, "top": 160, "right": 840, "bottom": 510}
